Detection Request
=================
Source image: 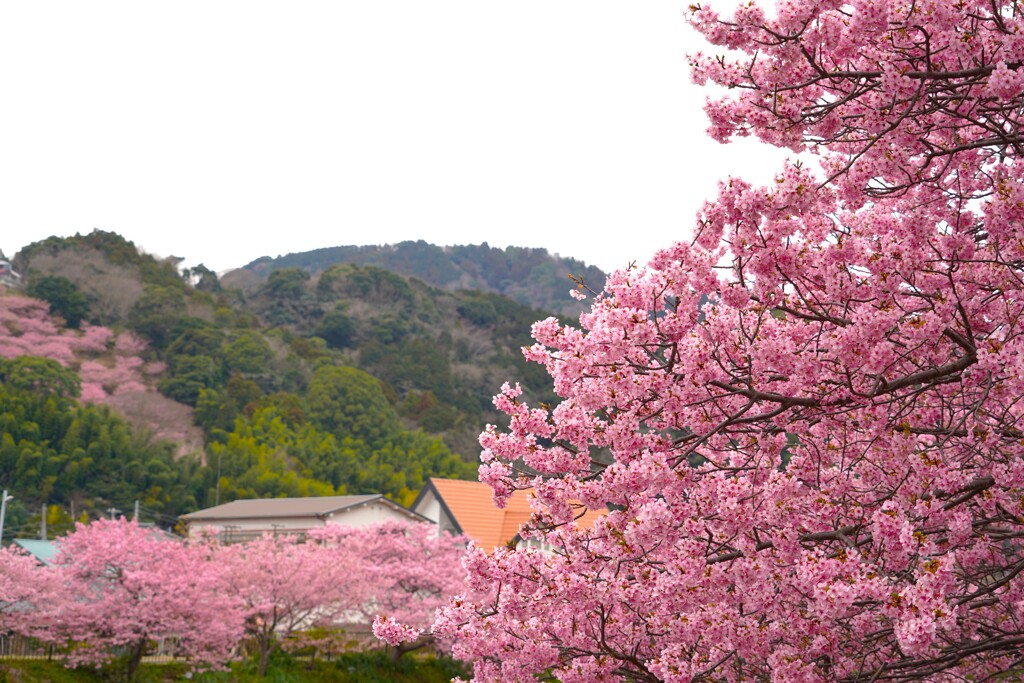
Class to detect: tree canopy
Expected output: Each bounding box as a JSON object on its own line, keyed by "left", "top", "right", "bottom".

{"left": 390, "top": 1, "right": 1024, "bottom": 681}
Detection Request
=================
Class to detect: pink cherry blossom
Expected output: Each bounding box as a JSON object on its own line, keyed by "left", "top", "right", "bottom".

{"left": 436, "top": 1, "right": 1024, "bottom": 680}
{"left": 0, "top": 545, "right": 61, "bottom": 638}
{"left": 40, "top": 519, "right": 244, "bottom": 676}
{"left": 214, "top": 530, "right": 368, "bottom": 676}
{"left": 1, "top": 292, "right": 160, "bottom": 403}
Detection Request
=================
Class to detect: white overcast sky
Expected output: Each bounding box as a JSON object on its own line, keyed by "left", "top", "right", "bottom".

{"left": 0, "top": 1, "right": 786, "bottom": 275}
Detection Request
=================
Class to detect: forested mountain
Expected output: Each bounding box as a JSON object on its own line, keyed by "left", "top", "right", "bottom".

{"left": 1, "top": 230, "right": 586, "bottom": 538}
{"left": 221, "top": 240, "right": 606, "bottom": 317}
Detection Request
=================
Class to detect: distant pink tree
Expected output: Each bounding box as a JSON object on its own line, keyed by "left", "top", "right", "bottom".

{"left": 78, "top": 357, "right": 147, "bottom": 398}
{"left": 316, "top": 522, "right": 466, "bottom": 659}
{"left": 0, "top": 303, "right": 77, "bottom": 364}
{"left": 216, "top": 532, "right": 365, "bottom": 677}
{"left": 111, "top": 356, "right": 147, "bottom": 394}
{"left": 142, "top": 360, "right": 167, "bottom": 376}
{"left": 79, "top": 382, "right": 108, "bottom": 403}
{"left": 0, "top": 335, "right": 76, "bottom": 365}
{"left": 81, "top": 339, "right": 151, "bottom": 400}
{"left": 0, "top": 545, "right": 61, "bottom": 637}
{"left": 0, "top": 296, "right": 51, "bottom": 326}
{"left": 114, "top": 332, "right": 148, "bottom": 355}
{"left": 75, "top": 325, "right": 113, "bottom": 353}
{"left": 14, "top": 316, "right": 59, "bottom": 338}
{"left": 79, "top": 360, "right": 115, "bottom": 386}
{"left": 0, "top": 293, "right": 157, "bottom": 402}
{"left": 44, "top": 519, "right": 244, "bottom": 678}
{"left": 30, "top": 339, "right": 76, "bottom": 365}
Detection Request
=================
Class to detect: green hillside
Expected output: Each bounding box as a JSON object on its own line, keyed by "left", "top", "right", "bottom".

{"left": 1, "top": 230, "right": 581, "bottom": 531}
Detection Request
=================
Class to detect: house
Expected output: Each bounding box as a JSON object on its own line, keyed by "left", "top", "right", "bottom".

{"left": 412, "top": 477, "right": 606, "bottom": 552}
{"left": 180, "top": 494, "right": 430, "bottom": 542}
{"left": 0, "top": 259, "right": 22, "bottom": 289}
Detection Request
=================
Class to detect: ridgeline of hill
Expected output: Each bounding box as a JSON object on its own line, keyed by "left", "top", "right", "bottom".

{"left": 0, "top": 230, "right": 602, "bottom": 537}
{"left": 222, "top": 239, "right": 605, "bottom": 318}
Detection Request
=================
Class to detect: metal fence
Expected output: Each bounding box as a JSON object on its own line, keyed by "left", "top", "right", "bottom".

{"left": 0, "top": 627, "right": 379, "bottom": 664}
{"left": 0, "top": 633, "right": 58, "bottom": 659}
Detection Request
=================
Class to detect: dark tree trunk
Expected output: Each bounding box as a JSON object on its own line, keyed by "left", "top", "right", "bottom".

{"left": 256, "top": 633, "right": 273, "bottom": 678}
{"left": 125, "top": 639, "right": 147, "bottom": 682}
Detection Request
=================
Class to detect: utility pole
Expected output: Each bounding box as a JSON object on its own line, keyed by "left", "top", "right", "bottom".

{"left": 40, "top": 503, "right": 46, "bottom": 540}
{"left": 215, "top": 451, "right": 222, "bottom": 507}
{"left": 133, "top": 500, "right": 140, "bottom": 521}
{"left": 106, "top": 507, "right": 121, "bottom": 520}
{"left": 0, "top": 490, "right": 13, "bottom": 545}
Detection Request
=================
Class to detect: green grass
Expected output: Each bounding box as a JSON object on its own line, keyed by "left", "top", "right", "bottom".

{"left": 0, "top": 652, "right": 468, "bottom": 683}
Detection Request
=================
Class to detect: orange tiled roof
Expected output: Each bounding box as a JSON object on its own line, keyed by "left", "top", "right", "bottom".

{"left": 426, "top": 478, "right": 605, "bottom": 551}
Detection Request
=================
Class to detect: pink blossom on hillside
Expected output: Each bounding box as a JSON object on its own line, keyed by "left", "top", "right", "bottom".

{"left": 113, "top": 381, "right": 147, "bottom": 394}
{"left": 28, "top": 339, "right": 76, "bottom": 366}
{"left": 143, "top": 360, "right": 167, "bottom": 375}
{"left": 0, "top": 296, "right": 50, "bottom": 321}
{"left": 78, "top": 360, "right": 110, "bottom": 383}
{"left": 115, "top": 355, "right": 143, "bottom": 370}
{"left": 1, "top": 293, "right": 158, "bottom": 404}
{"left": 0, "top": 340, "right": 23, "bottom": 359}
{"left": 77, "top": 358, "right": 146, "bottom": 399}
{"left": 79, "top": 382, "right": 107, "bottom": 403}
{"left": 114, "top": 331, "right": 147, "bottom": 355}
{"left": 74, "top": 325, "right": 113, "bottom": 353}
{"left": 13, "top": 317, "right": 59, "bottom": 337}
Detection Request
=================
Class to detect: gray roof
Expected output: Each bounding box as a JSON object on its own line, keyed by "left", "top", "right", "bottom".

{"left": 180, "top": 494, "right": 422, "bottom": 521}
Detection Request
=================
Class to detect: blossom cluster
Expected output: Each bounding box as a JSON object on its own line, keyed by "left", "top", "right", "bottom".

{"left": 1, "top": 518, "right": 467, "bottom": 674}
{"left": 423, "top": 0, "right": 1024, "bottom": 680}
{"left": 0, "top": 294, "right": 157, "bottom": 402}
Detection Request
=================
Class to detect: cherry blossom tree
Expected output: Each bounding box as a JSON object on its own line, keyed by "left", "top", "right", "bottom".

{"left": 313, "top": 521, "right": 467, "bottom": 658}
{"left": 0, "top": 545, "right": 60, "bottom": 637}
{"left": 44, "top": 519, "right": 244, "bottom": 679}
{"left": 0, "top": 296, "right": 75, "bottom": 363}
{"left": 76, "top": 325, "right": 114, "bottom": 353}
{"left": 413, "top": 1, "right": 1024, "bottom": 681}
{"left": 216, "top": 531, "right": 366, "bottom": 677}
{"left": 0, "top": 294, "right": 154, "bottom": 403}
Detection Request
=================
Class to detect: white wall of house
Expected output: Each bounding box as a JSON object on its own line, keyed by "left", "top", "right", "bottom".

{"left": 325, "top": 502, "right": 417, "bottom": 527}
{"left": 413, "top": 493, "right": 441, "bottom": 525}
{"left": 412, "top": 491, "right": 458, "bottom": 536}
{"left": 187, "top": 516, "right": 320, "bottom": 541}
{"left": 187, "top": 500, "right": 428, "bottom": 541}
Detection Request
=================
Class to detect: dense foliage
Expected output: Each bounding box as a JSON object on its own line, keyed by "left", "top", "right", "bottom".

{"left": 5, "top": 519, "right": 467, "bottom": 680}
{"left": 379, "top": 0, "right": 1024, "bottom": 681}
{"left": 4, "top": 230, "right": 577, "bottom": 519}
{"left": 0, "top": 355, "right": 207, "bottom": 532}
{"left": 14, "top": 231, "right": 567, "bottom": 448}
{"left": 230, "top": 239, "right": 605, "bottom": 317}
{"left": 41, "top": 520, "right": 242, "bottom": 679}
